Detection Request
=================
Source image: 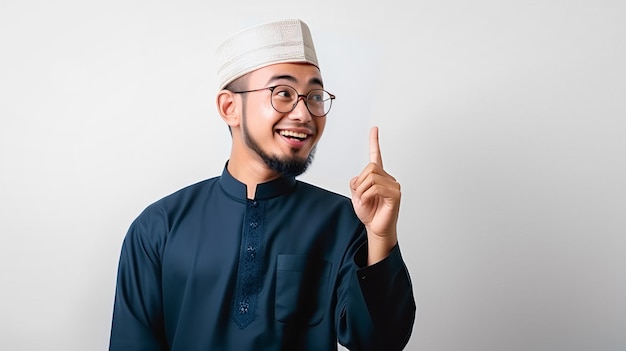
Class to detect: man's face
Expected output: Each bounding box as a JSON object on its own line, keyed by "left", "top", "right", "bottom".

{"left": 238, "top": 63, "right": 327, "bottom": 177}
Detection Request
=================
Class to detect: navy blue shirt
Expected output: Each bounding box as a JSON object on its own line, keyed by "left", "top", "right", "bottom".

{"left": 110, "top": 166, "right": 415, "bottom": 350}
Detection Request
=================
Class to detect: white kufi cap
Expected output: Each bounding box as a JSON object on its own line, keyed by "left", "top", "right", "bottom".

{"left": 216, "top": 19, "right": 319, "bottom": 90}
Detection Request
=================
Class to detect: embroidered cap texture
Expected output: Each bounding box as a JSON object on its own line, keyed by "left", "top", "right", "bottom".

{"left": 216, "top": 19, "right": 319, "bottom": 89}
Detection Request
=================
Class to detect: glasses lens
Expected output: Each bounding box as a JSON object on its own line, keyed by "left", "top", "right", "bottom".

{"left": 307, "top": 89, "right": 333, "bottom": 116}
{"left": 271, "top": 86, "right": 298, "bottom": 113}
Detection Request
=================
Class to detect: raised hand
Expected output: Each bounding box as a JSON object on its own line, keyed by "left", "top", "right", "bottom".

{"left": 349, "top": 126, "right": 401, "bottom": 264}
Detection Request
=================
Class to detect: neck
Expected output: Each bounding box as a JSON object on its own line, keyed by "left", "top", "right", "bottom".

{"left": 227, "top": 157, "right": 281, "bottom": 199}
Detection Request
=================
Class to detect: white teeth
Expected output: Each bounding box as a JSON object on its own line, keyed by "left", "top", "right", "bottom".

{"left": 279, "top": 130, "right": 308, "bottom": 139}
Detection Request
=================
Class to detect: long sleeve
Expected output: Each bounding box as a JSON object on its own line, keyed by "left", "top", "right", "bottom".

{"left": 109, "top": 209, "right": 168, "bottom": 351}
{"left": 337, "top": 243, "right": 416, "bottom": 351}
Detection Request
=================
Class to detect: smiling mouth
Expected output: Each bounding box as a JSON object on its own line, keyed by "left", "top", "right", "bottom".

{"left": 278, "top": 130, "right": 309, "bottom": 141}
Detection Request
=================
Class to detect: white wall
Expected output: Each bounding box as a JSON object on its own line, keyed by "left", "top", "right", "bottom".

{"left": 1, "top": 1, "right": 624, "bottom": 350}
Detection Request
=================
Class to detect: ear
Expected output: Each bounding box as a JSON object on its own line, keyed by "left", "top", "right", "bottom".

{"left": 216, "top": 90, "right": 241, "bottom": 128}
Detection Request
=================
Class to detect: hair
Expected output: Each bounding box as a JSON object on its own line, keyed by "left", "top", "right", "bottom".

{"left": 223, "top": 74, "right": 248, "bottom": 93}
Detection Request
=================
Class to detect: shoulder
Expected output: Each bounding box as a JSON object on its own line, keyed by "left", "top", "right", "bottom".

{"left": 130, "top": 176, "right": 220, "bottom": 233}
{"left": 122, "top": 177, "right": 221, "bottom": 254}
{"left": 295, "top": 180, "right": 350, "bottom": 202}
{"left": 160, "top": 176, "right": 220, "bottom": 202}
{"left": 294, "top": 180, "right": 358, "bottom": 218}
{"left": 145, "top": 176, "right": 219, "bottom": 212}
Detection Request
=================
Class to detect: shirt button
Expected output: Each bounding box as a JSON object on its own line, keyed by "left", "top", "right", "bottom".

{"left": 239, "top": 300, "right": 250, "bottom": 314}
{"left": 249, "top": 221, "right": 258, "bottom": 229}
{"left": 247, "top": 245, "right": 257, "bottom": 258}
{"left": 251, "top": 200, "right": 258, "bottom": 207}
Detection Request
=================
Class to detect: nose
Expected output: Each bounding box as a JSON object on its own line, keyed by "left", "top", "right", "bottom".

{"left": 288, "top": 96, "right": 312, "bottom": 122}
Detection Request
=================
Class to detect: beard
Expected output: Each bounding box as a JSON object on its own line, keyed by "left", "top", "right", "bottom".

{"left": 241, "top": 111, "right": 315, "bottom": 178}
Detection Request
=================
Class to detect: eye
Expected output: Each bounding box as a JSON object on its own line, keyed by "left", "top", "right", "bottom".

{"left": 308, "top": 90, "right": 325, "bottom": 103}
{"left": 273, "top": 86, "right": 295, "bottom": 100}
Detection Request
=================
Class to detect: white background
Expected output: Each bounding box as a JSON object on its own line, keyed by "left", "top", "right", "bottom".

{"left": 1, "top": 1, "right": 625, "bottom": 350}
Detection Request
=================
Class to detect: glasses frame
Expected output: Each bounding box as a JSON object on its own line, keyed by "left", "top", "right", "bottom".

{"left": 231, "top": 85, "right": 335, "bottom": 117}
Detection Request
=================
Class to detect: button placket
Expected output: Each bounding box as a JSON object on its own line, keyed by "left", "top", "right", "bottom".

{"left": 231, "top": 199, "right": 265, "bottom": 328}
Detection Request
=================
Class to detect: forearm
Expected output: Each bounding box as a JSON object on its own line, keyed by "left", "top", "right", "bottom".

{"left": 366, "top": 232, "right": 398, "bottom": 265}
{"left": 340, "top": 244, "right": 416, "bottom": 350}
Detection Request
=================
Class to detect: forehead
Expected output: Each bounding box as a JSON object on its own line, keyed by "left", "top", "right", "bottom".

{"left": 247, "top": 63, "right": 323, "bottom": 87}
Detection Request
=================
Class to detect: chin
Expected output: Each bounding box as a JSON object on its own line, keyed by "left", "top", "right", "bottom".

{"left": 265, "top": 147, "right": 316, "bottom": 178}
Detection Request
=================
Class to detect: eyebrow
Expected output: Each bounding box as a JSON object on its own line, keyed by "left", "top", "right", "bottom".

{"left": 266, "top": 74, "right": 324, "bottom": 88}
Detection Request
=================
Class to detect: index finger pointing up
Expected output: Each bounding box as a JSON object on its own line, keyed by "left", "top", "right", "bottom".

{"left": 370, "top": 126, "right": 383, "bottom": 167}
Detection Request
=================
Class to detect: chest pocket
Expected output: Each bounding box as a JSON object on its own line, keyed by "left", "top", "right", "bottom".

{"left": 275, "top": 255, "right": 332, "bottom": 326}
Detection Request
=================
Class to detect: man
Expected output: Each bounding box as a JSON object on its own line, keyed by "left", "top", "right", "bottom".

{"left": 109, "top": 19, "right": 415, "bottom": 350}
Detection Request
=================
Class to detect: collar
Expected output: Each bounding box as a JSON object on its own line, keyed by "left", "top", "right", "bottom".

{"left": 219, "top": 162, "right": 296, "bottom": 201}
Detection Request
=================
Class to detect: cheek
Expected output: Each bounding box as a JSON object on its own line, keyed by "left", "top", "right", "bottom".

{"left": 247, "top": 92, "right": 274, "bottom": 115}
{"left": 259, "top": 102, "right": 277, "bottom": 117}
{"left": 315, "top": 119, "right": 327, "bottom": 141}
{"left": 253, "top": 96, "right": 282, "bottom": 124}
{"left": 245, "top": 100, "right": 281, "bottom": 135}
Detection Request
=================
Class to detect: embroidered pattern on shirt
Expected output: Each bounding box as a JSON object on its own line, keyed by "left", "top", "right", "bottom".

{"left": 232, "top": 199, "right": 264, "bottom": 328}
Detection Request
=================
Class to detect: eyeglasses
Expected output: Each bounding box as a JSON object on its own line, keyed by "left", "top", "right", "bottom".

{"left": 232, "top": 85, "right": 335, "bottom": 117}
